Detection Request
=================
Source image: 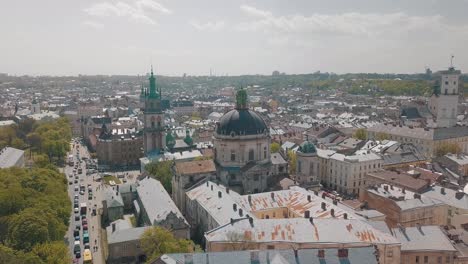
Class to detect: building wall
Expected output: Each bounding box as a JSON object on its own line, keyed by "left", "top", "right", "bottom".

{"left": 400, "top": 251, "right": 456, "bottom": 264}
{"left": 107, "top": 240, "right": 145, "bottom": 264}
{"left": 296, "top": 153, "right": 320, "bottom": 184}
{"left": 325, "top": 157, "right": 382, "bottom": 196}
{"left": 213, "top": 135, "right": 270, "bottom": 167}
{"left": 108, "top": 206, "right": 124, "bottom": 222}
{"left": 172, "top": 171, "right": 216, "bottom": 215}
{"left": 96, "top": 136, "right": 143, "bottom": 169}
{"left": 206, "top": 241, "right": 401, "bottom": 264}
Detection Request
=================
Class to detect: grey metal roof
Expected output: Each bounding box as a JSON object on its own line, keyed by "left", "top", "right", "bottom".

{"left": 136, "top": 177, "right": 188, "bottom": 225}
{"left": 392, "top": 225, "right": 456, "bottom": 252}
{"left": 158, "top": 247, "right": 379, "bottom": 264}
{"left": 423, "top": 186, "right": 468, "bottom": 210}
{"left": 270, "top": 153, "right": 287, "bottom": 165}
{"left": 104, "top": 188, "right": 124, "bottom": 208}
{"left": 0, "top": 147, "right": 24, "bottom": 168}
{"left": 108, "top": 226, "right": 149, "bottom": 244}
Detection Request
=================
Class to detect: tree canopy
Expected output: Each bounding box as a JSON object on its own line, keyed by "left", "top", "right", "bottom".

{"left": 270, "top": 142, "right": 280, "bottom": 153}
{"left": 141, "top": 226, "right": 199, "bottom": 262}
{"left": 0, "top": 118, "right": 71, "bottom": 263}
{"left": 353, "top": 128, "right": 367, "bottom": 140}
{"left": 146, "top": 160, "right": 174, "bottom": 194}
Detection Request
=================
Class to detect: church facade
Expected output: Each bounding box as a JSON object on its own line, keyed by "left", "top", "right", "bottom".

{"left": 213, "top": 88, "right": 278, "bottom": 194}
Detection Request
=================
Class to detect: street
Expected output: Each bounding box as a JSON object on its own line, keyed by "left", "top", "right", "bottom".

{"left": 64, "top": 139, "right": 105, "bottom": 264}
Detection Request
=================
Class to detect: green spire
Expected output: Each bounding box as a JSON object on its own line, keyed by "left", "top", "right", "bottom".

{"left": 148, "top": 66, "right": 159, "bottom": 98}
{"left": 235, "top": 87, "right": 248, "bottom": 110}
{"left": 184, "top": 128, "right": 193, "bottom": 146}
{"left": 166, "top": 129, "right": 175, "bottom": 149}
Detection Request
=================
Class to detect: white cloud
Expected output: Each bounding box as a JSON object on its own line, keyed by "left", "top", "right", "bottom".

{"left": 84, "top": 0, "right": 171, "bottom": 25}
{"left": 189, "top": 20, "right": 225, "bottom": 31}
{"left": 82, "top": 20, "right": 105, "bottom": 30}
{"left": 237, "top": 5, "right": 461, "bottom": 38}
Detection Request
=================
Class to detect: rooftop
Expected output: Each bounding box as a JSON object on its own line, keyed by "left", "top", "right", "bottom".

{"left": 108, "top": 226, "right": 149, "bottom": 244}
{"left": 423, "top": 185, "right": 468, "bottom": 210}
{"left": 205, "top": 218, "right": 400, "bottom": 245}
{"left": 158, "top": 247, "right": 379, "bottom": 264}
{"left": 392, "top": 225, "right": 456, "bottom": 252}
{"left": 0, "top": 147, "right": 24, "bottom": 168}
{"left": 174, "top": 160, "right": 216, "bottom": 175}
{"left": 136, "top": 177, "right": 188, "bottom": 225}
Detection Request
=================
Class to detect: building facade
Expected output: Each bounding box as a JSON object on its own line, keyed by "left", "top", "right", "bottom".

{"left": 213, "top": 88, "right": 273, "bottom": 194}
{"left": 141, "top": 68, "right": 166, "bottom": 156}
{"left": 428, "top": 67, "right": 461, "bottom": 128}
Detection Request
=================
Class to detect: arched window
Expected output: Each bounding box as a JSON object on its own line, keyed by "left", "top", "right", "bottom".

{"left": 248, "top": 149, "right": 254, "bottom": 161}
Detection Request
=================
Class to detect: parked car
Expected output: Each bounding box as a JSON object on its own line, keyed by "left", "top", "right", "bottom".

{"left": 74, "top": 235, "right": 80, "bottom": 241}
{"left": 73, "top": 229, "right": 79, "bottom": 237}
{"left": 75, "top": 215, "right": 80, "bottom": 221}
{"left": 83, "top": 224, "right": 88, "bottom": 230}
{"left": 74, "top": 208, "right": 79, "bottom": 214}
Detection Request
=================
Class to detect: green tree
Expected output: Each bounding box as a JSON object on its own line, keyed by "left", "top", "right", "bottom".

{"left": 270, "top": 142, "right": 280, "bottom": 153}
{"left": 353, "top": 128, "right": 367, "bottom": 140}
{"left": 376, "top": 132, "right": 390, "bottom": 141}
{"left": 7, "top": 209, "right": 50, "bottom": 250}
{"left": 288, "top": 150, "right": 297, "bottom": 174}
{"left": 146, "top": 160, "right": 174, "bottom": 194}
{"left": 31, "top": 242, "right": 71, "bottom": 264}
{"left": 0, "top": 244, "right": 42, "bottom": 264}
{"left": 141, "top": 226, "right": 198, "bottom": 262}
{"left": 435, "top": 143, "right": 462, "bottom": 157}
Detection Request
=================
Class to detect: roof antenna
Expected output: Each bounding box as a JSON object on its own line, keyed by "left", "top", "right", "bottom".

{"left": 450, "top": 55, "right": 455, "bottom": 69}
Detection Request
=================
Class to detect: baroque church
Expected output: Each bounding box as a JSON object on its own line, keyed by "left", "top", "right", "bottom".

{"left": 139, "top": 67, "right": 285, "bottom": 194}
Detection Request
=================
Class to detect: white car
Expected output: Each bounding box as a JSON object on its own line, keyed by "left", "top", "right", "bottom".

{"left": 74, "top": 208, "right": 79, "bottom": 214}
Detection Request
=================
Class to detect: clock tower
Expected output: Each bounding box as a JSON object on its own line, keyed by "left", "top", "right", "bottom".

{"left": 142, "top": 67, "right": 166, "bottom": 155}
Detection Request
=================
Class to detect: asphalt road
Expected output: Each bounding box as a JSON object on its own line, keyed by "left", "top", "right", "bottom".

{"left": 64, "top": 140, "right": 104, "bottom": 264}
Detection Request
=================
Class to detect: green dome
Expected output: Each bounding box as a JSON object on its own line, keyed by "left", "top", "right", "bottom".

{"left": 299, "top": 140, "right": 316, "bottom": 154}
{"left": 166, "top": 131, "right": 175, "bottom": 149}
{"left": 184, "top": 129, "right": 193, "bottom": 146}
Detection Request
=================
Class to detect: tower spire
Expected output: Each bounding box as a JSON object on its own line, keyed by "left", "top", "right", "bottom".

{"left": 148, "top": 66, "right": 158, "bottom": 98}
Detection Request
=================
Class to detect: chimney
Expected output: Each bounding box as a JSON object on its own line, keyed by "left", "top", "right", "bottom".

{"left": 226, "top": 187, "right": 230, "bottom": 194}
{"left": 206, "top": 181, "right": 209, "bottom": 186}
{"left": 441, "top": 187, "right": 445, "bottom": 195}
{"left": 239, "top": 208, "right": 243, "bottom": 217}
{"left": 321, "top": 202, "right": 326, "bottom": 211}
{"left": 383, "top": 185, "right": 389, "bottom": 192}
{"left": 184, "top": 254, "right": 193, "bottom": 264}
{"left": 390, "top": 185, "right": 394, "bottom": 190}
{"left": 322, "top": 193, "right": 326, "bottom": 199}
{"left": 211, "top": 185, "right": 213, "bottom": 191}
{"left": 249, "top": 217, "right": 254, "bottom": 226}
{"left": 333, "top": 199, "right": 338, "bottom": 205}
{"left": 414, "top": 193, "right": 421, "bottom": 199}
{"left": 248, "top": 195, "right": 252, "bottom": 205}
{"left": 250, "top": 251, "right": 260, "bottom": 264}
{"left": 455, "top": 190, "right": 465, "bottom": 200}
{"left": 218, "top": 191, "right": 222, "bottom": 198}
{"left": 304, "top": 210, "right": 310, "bottom": 218}
{"left": 271, "top": 192, "right": 275, "bottom": 200}
{"left": 233, "top": 204, "right": 237, "bottom": 211}
{"left": 343, "top": 213, "right": 348, "bottom": 220}
{"left": 112, "top": 223, "right": 116, "bottom": 233}
{"left": 307, "top": 195, "right": 311, "bottom": 202}
{"left": 402, "top": 188, "right": 406, "bottom": 194}
{"left": 309, "top": 217, "right": 314, "bottom": 225}
{"left": 331, "top": 208, "right": 335, "bottom": 217}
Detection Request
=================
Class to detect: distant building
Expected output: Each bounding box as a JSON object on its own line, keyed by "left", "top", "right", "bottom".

{"left": 96, "top": 124, "right": 143, "bottom": 170}
{"left": 438, "top": 154, "right": 468, "bottom": 183}
{"left": 392, "top": 225, "right": 457, "bottom": 264}
{"left": 428, "top": 67, "right": 461, "bottom": 128}
{"left": 172, "top": 99, "right": 195, "bottom": 115}
{"left": 0, "top": 147, "right": 25, "bottom": 168}
{"left": 295, "top": 138, "right": 320, "bottom": 186}
{"left": 360, "top": 184, "right": 447, "bottom": 228}
{"left": 172, "top": 159, "right": 216, "bottom": 215}
{"left": 136, "top": 177, "right": 190, "bottom": 239}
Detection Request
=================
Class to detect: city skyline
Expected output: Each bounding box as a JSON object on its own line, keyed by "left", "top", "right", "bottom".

{"left": 1, "top": 0, "right": 468, "bottom": 76}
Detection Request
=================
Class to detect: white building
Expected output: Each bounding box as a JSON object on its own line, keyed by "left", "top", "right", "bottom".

{"left": 0, "top": 147, "right": 25, "bottom": 168}
{"left": 429, "top": 67, "right": 461, "bottom": 128}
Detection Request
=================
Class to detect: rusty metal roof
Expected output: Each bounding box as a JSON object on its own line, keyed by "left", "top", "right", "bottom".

{"left": 205, "top": 218, "right": 400, "bottom": 245}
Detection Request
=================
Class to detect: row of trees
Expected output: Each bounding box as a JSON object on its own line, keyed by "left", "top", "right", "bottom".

{"left": 0, "top": 117, "right": 72, "bottom": 165}
{"left": 0, "top": 118, "right": 72, "bottom": 263}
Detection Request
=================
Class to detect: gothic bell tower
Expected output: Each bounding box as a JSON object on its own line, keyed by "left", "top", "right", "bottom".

{"left": 142, "top": 66, "right": 166, "bottom": 155}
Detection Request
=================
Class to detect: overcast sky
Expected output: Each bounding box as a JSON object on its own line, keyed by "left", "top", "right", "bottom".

{"left": 1, "top": 0, "right": 468, "bottom": 76}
